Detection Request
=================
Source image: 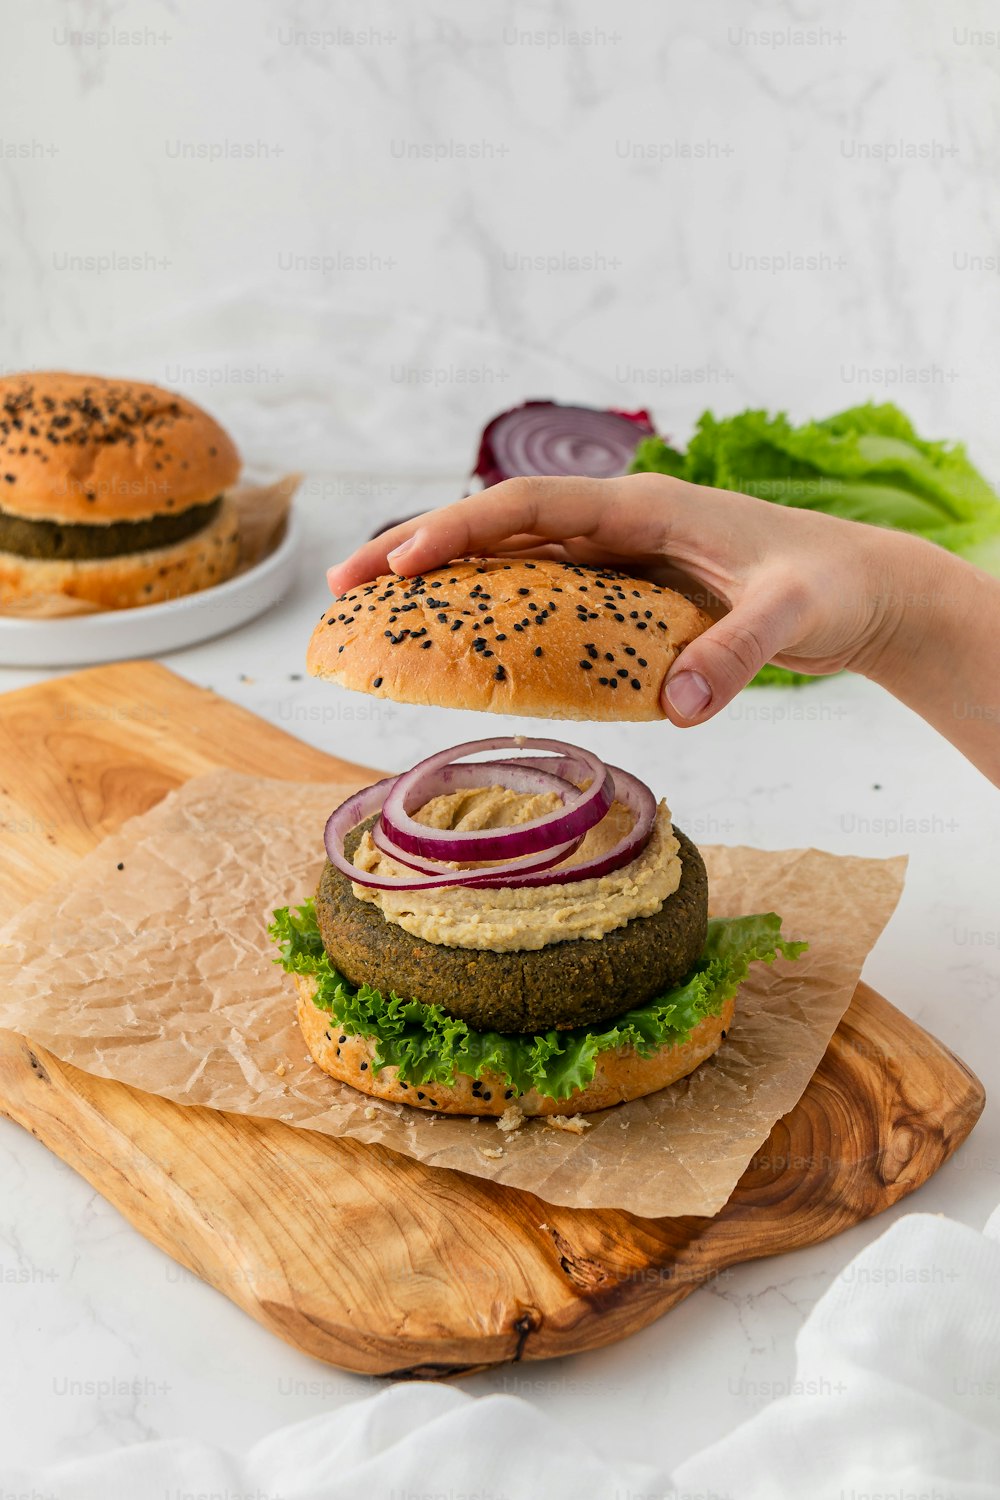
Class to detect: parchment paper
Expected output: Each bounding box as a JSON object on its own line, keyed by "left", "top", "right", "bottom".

{"left": 0, "top": 474, "right": 299, "bottom": 617}
{"left": 0, "top": 771, "right": 906, "bottom": 1217}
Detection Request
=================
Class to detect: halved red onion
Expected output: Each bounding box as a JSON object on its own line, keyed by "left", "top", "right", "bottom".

{"left": 321, "top": 737, "right": 659, "bottom": 894}
{"left": 474, "top": 401, "right": 656, "bottom": 487}
{"left": 380, "top": 737, "right": 613, "bottom": 860}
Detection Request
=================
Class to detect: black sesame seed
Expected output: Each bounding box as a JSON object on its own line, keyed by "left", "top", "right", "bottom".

{"left": 631, "top": 678, "right": 641, "bottom": 690}
{"left": 417, "top": 1090, "right": 425, "bottom": 1099}
{"left": 360, "top": 1062, "right": 368, "bottom": 1071}
{"left": 638, "top": 657, "right": 647, "bottom": 667}
{"left": 613, "top": 613, "right": 624, "bottom": 623}
{"left": 422, "top": 639, "right": 432, "bottom": 649}
{"left": 625, "top": 646, "right": 636, "bottom": 656}
{"left": 609, "top": 678, "right": 618, "bottom": 689}
{"left": 534, "top": 646, "right": 543, "bottom": 657}
{"left": 494, "top": 664, "right": 505, "bottom": 680}
{"left": 339, "top": 1035, "right": 347, "bottom": 1044}
{"left": 617, "top": 668, "right": 628, "bottom": 678}
{"left": 495, "top": 632, "right": 507, "bottom": 641}
{"left": 116, "top": 862, "right": 124, "bottom": 871}
{"left": 436, "top": 612, "right": 447, "bottom": 623}
{"left": 518, "top": 587, "right": 530, "bottom": 596}
{"left": 598, "top": 676, "right": 609, "bottom": 685}
{"left": 605, "top": 652, "right": 614, "bottom": 662}
{"left": 373, "top": 676, "right": 383, "bottom": 688}
{"left": 504, "top": 1089, "right": 514, "bottom": 1099}
{"left": 637, "top": 621, "right": 648, "bottom": 630}
{"left": 579, "top": 660, "right": 592, "bottom": 670}
{"left": 450, "top": 620, "right": 462, "bottom": 631}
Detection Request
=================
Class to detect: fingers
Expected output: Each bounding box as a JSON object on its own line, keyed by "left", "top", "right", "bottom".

{"left": 327, "top": 475, "right": 630, "bottom": 595}
{"left": 326, "top": 510, "right": 440, "bottom": 595}
{"left": 661, "top": 578, "right": 811, "bottom": 726}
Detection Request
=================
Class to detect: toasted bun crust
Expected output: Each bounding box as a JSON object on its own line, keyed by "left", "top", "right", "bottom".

{"left": 0, "top": 495, "right": 241, "bottom": 610}
{"left": 294, "top": 973, "right": 735, "bottom": 1117}
{"left": 308, "top": 556, "right": 711, "bottom": 722}
{"left": 0, "top": 371, "right": 240, "bottom": 523}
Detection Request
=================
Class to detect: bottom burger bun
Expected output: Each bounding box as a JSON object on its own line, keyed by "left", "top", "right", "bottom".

{"left": 0, "top": 495, "right": 241, "bottom": 610}
{"left": 294, "top": 971, "right": 736, "bottom": 1117}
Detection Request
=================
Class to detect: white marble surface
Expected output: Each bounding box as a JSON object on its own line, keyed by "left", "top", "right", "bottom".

{"left": 0, "top": 0, "right": 999, "bottom": 1478}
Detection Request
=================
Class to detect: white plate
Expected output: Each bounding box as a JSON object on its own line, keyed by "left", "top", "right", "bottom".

{"left": 0, "top": 513, "right": 301, "bottom": 669}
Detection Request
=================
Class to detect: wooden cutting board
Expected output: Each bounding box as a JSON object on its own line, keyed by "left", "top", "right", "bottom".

{"left": 0, "top": 662, "right": 984, "bottom": 1376}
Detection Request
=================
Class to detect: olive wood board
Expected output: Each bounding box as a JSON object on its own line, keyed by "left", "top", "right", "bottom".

{"left": 0, "top": 662, "right": 985, "bottom": 1376}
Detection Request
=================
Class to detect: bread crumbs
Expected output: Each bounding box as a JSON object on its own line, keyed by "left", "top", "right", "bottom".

{"left": 546, "top": 1115, "right": 591, "bottom": 1135}
{"left": 497, "top": 1105, "right": 525, "bottom": 1134}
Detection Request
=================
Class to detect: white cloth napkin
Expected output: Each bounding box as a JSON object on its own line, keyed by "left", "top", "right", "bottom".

{"left": 4, "top": 1205, "right": 1000, "bottom": 1500}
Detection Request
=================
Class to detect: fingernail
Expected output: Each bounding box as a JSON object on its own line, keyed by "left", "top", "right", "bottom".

{"left": 665, "top": 670, "right": 712, "bottom": 720}
{"left": 387, "top": 533, "right": 419, "bottom": 568}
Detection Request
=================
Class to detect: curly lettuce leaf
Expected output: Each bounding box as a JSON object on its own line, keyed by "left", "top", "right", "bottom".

{"left": 632, "top": 403, "right": 1000, "bottom": 534}
{"left": 268, "top": 901, "right": 806, "bottom": 1103}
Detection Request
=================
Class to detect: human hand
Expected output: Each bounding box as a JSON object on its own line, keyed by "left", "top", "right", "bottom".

{"left": 326, "top": 473, "right": 935, "bottom": 727}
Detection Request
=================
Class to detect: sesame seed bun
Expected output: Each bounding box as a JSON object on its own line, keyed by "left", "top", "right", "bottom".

{"left": 294, "top": 971, "right": 735, "bottom": 1116}
{"left": 308, "top": 556, "right": 712, "bottom": 722}
{"left": 0, "top": 371, "right": 240, "bottom": 525}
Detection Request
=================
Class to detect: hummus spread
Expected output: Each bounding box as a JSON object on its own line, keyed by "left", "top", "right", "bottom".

{"left": 351, "top": 784, "right": 682, "bottom": 952}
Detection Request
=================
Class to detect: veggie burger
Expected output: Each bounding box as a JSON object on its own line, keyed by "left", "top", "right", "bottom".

{"left": 270, "top": 556, "right": 803, "bottom": 1116}
{"left": 0, "top": 371, "right": 241, "bottom": 610}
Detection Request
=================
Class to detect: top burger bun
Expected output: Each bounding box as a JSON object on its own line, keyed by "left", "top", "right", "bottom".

{"left": 0, "top": 371, "right": 240, "bottom": 524}
{"left": 308, "top": 555, "right": 712, "bottom": 722}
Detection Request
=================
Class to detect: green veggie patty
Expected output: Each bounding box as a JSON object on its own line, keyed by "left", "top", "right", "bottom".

{"left": 0, "top": 495, "right": 223, "bottom": 560}
{"left": 314, "top": 817, "right": 709, "bottom": 1034}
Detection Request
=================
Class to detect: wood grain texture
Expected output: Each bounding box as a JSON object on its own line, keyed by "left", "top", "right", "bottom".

{"left": 0, "top": 662, "right": 985, "bottom": 1375}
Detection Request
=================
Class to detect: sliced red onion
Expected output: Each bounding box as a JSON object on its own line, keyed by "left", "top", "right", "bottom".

{"left": 321, "top": 737, "right": 659, "bottom": 894}
{"left": 380, "top": 737, "right": 613, "bottom": 861}
{"left": 489, "top": 764, "right": 656, "bottom": 888}
{"left": 368, "top": 756, "right": 583, "bottom": 875}
{"left": 474, "top": 401, "right": 656, "bottom": 487}
{"left": 370, "top": 820, "right": 583, "bottom": 878}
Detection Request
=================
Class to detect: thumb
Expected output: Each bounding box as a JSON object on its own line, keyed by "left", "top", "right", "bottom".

{"left": 661, "top": 591, "right": 803, "bottom": 725}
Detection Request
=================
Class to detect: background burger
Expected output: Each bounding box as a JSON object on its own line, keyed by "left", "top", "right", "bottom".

{"left": 271, "top": 556, "right": 803, "bottom": 1117}
{"left": 0, "top": 371, "right": 241, "bottom": 610}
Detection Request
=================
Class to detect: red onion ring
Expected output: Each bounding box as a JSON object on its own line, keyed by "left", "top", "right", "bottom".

{"left": 380, "top": 737, "right": 613, "bottom": 861}
{"left": 321, "top": 738, "right": 659, "bottom": 894}
{"left": 369, "top": 758, "right": 583, "bottom": 875}
{"left": 475, "top": 401, "right": 655, "bottom": 487}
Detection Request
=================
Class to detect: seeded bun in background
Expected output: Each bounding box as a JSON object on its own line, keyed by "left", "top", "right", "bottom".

{"left": 294, "top": 972, "right": 735, "bottom": 1117}
{"left": 308, "top": 556, "right": 712, "bottom": 722}
{"left": 0, "top": 371, "right": 242, "bottom": 609}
